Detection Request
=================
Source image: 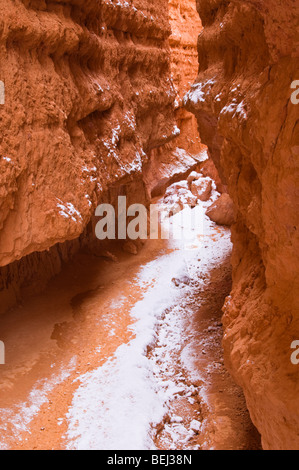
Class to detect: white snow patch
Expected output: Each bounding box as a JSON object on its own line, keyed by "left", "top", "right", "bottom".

{"left": 184, "top": 78, "right": 216, "bottom": 106}
{"left": 65, "top": 192, "right": 232, "bottom": 450}
{"left": 57, "top": 199, "right": 83, "bottom": 223}
{"left": 220, "top": 99, "right": 248, "bottom": 121}
{"left": 0, "top": 358, "right": 77, "bottom": 449}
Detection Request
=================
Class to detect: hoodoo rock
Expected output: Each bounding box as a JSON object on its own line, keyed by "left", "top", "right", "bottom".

{"left": 186, "top": 0, "right": 299, "bottom": 450}
{"left": 0, "top": 0, "right": 178, "bottom": 268}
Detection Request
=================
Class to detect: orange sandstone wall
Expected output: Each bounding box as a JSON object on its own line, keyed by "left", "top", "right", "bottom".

{"left": 169, "top": 0, "right": 203, "bottom": 154}
{"left": 0, "top": 0, "right": 177, "bottom": 269}
{"left": 143, "top": 0, "right": 206, "bottom": 198}
{"left": 186, "top": 0, "right": 299, "bottom": 449}
{"left": 0, "top": 0, "right": 181, "bottom": 311}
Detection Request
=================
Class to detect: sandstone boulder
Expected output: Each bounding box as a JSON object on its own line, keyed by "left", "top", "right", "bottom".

{"left": 206, "top": 194, "right": 235, "bottom": 226}
{"left": 165, "top": 181, "right": 189, "bottom": 195}
{"left": 164, "top": 181, "right": 198, "bottom": 212}
{"left": 191, "top": 177, "right": 213, "bottom": 201}
{"left": 187, "top": 171, "right": 201, "bottom": 188}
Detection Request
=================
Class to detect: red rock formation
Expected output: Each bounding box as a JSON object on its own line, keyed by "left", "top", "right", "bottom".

{"left": 206, "top": 193, "right": 235, "bottom": 226}
{"left": 201, "top": 158, "right": 226, "bottom": 193}
{"left": 0, "top": 0, "right": 177, "bottom": 268}
{"left": 0, "top": 0, "right": 179, "bottom": 310}
{"left": 186, "top": 0, "right": 299, "bottom": 449}
{"left": 190, "top": 176, "right": 212, "bottom": 201}
{"left": 168, "top": 0, "right": 203, "bottom": 154}
{"left": 143, "top": 0, "right": 206, "bottom": 199}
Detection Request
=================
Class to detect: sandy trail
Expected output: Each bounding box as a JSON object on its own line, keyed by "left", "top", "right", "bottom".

{"left": 0, "top": 201, "right": 260, "bottom": 450}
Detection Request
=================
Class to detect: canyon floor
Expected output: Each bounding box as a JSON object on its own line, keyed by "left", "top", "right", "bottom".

{"left": 0, "top": 199, "right": 261, "bottom": 450}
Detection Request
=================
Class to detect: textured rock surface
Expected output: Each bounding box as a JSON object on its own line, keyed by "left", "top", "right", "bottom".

{"left": 191, "top": 176, "right": 212, "bottom": 201}
{"left": 143, "top": 0, "right": 205, "bottom": 199}
{"left": 168, "top": 0, "right": 203, "bottom": 154}
{"left": 0, "top": 0, "right": 177, "bottom": 268}
{"left": 186, "top": 0, "right": 299, "bottom": 449}
{"left": 201, "top": 158, "right": 226, "bottom": 193}
{"left": 206, "top": 194, "right": 235, "bottom": 226}
{"left": 0, "top": 0, "right": 183, "bottom": 311}
{"left": 163, "top": 179, "right": 198, "bottom": 211}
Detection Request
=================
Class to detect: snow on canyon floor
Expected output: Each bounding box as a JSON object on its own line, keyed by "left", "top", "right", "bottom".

{"left": 0, "top": 196, "right": 261, "bottom": 450}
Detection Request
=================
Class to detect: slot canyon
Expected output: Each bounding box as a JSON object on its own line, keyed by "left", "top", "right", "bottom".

{"left": 0, "top": 0, "right": 298, "bottom": 452}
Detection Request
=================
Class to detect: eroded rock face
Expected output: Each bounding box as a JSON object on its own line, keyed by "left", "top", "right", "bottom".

{"left": 168, "top": 0, "right": 203, "bottom": 154}
{"left": 186, "top": 0, "right": 299, "bottom": 449}
{"left": 0, "top": 0, "right": 177, "bottom": 268}
{"left": 206, "top": 193, "right": 235, "bottom": 226}
{"left": 143, "top": 0, "right": 205, "bottom": 199}
{"left": 201, "top": 158, "right": 226, "bottom": 193}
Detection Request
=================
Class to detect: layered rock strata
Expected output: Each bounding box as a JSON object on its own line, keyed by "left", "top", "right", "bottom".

{"left": 168, "top": 0, "right": 203, "bottom": 154}
{"left": 0, "top": 0, "right": 182, "bottom": 310}
{"left": 186, "top": 0, "right": 299, "bottom": 450}
{"left": 144, "top": 0, "right": 205, "bottom": 198}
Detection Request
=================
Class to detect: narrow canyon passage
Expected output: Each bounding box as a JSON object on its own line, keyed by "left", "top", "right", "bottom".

{"left": 0, "top": 0, "right": 297, "bottom": 452}
{"left": 0, "top": 198, "right": 260, "bottom": 450}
